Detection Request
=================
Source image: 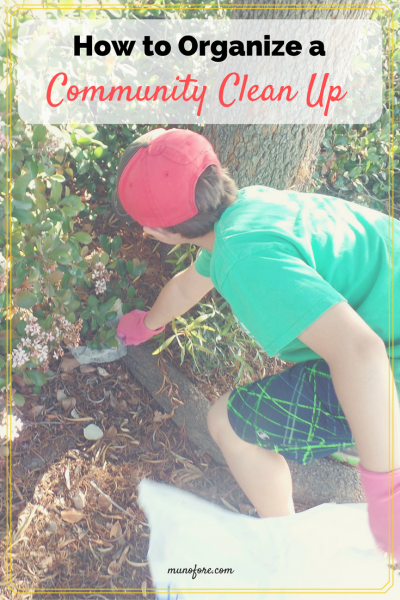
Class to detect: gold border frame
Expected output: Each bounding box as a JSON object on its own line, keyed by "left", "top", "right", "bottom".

{"left": 4, "top": 0, "right": 396, "bottom": 594}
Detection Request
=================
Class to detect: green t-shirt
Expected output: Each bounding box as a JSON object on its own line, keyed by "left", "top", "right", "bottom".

{"left": 195, "top": 186, "right": 400, "bottom": 389}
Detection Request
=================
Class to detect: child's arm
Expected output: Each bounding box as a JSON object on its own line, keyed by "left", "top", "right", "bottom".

{"left": 144, "top": 262, "right": 214, "bottom": 330}
{"left": 298, "top": 301, "right": 400, "bottom": 562}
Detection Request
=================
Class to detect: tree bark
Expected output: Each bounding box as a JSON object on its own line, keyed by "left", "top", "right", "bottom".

{"left": 203, "top": 0, "right": 374, "bottom": 191}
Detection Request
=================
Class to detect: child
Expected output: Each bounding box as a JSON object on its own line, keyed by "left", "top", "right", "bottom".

{"left": 114, "top": 128, "right": 400, "bottom": 562}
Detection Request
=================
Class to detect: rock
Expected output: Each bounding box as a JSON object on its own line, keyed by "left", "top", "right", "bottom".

{"left": 125, "top": 344, "right": 364, "bottom": 507}
{"left": 71, "top": 337, "right": 127, "bottom": 364}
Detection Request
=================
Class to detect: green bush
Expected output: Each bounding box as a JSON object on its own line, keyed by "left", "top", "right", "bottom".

{"left": 311, "top": 7, "right": 400, "bottom": 214}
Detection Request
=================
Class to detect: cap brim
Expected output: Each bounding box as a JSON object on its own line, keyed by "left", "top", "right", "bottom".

{"left": 112, "top": 189, "right": 135, "bottom": 223}
{"left": 112, "top": 130, "right": 159, "bottom": 222}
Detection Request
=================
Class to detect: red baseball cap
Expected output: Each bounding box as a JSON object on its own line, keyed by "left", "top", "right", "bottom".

{"left": 113, "top": 128, "right": 222, "bottom": 228}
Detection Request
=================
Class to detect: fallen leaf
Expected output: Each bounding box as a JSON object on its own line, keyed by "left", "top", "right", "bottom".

{"left": 48, "top": 269, "right": 64, "bottom": 284}
{"left": 61, "top": 508, "right": 85, "bottom": 524}
{"left": 126, "top": 395, "right": 140, "bottom": 405}
{"left": 97, "top": 367, "right": 110, "bottom": 377}
{"left": 116, "top": 400, "right": 127, "bottom": 412}
{"left": 61, "top": 357, "right": 80, "bottom": 373}
{"left": 118, "top": 545, "right": 130, "bottom": 566}
{"left": 83, "top": 424, "right": 103, "bottom": 440}
{"left": 58, "top": 538, "right": 75, "bottom": 549}
{"left": 110, "top": 521, "right": 122, "bottom": 539}
{"left": 0, "top": 446, "right": 9, "bottom": 458}
{"left": 65, "top": 465, "right": 71, "bottom": 490}
{"left": 57, "top": 389, "right": 67, "bottom": 401}
{"left": 153, "top": 410, "right": 167, "bottom": 423}
{"left": 80, "top": 364, "right": 96, "bottom": 373}
{"left": 106, "top": 425, "right": 118, "bottom": 438}
{"left": 73, "top": 489, "right": 86, "bottom": 510}
{"left": 46, "top": 520, "right": 57, "bottom": 534}
{"left": 61, "top": 397, "right": 76, "bottom": 412}
{"left": 13, "top": 375, "right": 27, "bottom": 388}
{"left": 70, "top": 408, "right": 80, "bottom": 419}
{"left": 39, "top": 555, "right": 53, "bottom": 569}
{"left": 108, "top": 560, "right": 121, "bottom": 576}
{"left": 27, "top": 405, "right": 44, "bottom": 420}
{"left": 98, "top": 495, "right": 112, "bottom": 511}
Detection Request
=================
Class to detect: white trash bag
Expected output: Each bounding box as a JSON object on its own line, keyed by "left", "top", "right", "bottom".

{"left": 138, "top": 479, "right": 399, "bottom": 600}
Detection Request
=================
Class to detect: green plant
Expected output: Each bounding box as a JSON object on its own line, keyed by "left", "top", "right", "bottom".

{"left": 153, "top": 294, "right": 267, "bottom": 384}
{"left": 311, "top": 6, "right": 400, "bottom": 215}
{"left": 164, "top": 243, "right": 199, "bottom": 274}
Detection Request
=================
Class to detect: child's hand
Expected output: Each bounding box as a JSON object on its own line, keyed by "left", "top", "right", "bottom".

{"left": 116, "top": 309, "right": 165, "bottom": 346}
{"left": 358, "top": 464, "right": 400, "bottom": 564}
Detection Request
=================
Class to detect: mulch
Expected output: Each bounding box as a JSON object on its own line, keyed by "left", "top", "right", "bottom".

{"left": 1, "top": 213, "right": 294, "bottom": 599}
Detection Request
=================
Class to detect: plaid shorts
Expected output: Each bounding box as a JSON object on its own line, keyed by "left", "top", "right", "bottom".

{"left": 227, "top": 359, "right": 355, "bottom": 465}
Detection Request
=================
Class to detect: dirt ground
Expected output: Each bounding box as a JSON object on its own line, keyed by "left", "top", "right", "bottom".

{"left": 0, "top": 213, "right": 297, "bottom": 599}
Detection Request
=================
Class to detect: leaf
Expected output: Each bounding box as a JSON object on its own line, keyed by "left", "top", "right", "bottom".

{"left": 63, "top": 204, "right": 84, "bottom": 217}
{"left": 65, "top": 465, "right": 71, "bottom": 490}
{"left": 116, "top": 259, "right": 127, "bottom": 276}
{"left": 61, "top": 397, "right": 76, "bottom": 412}
{"left": 80, "top": 364, "right": 95, "bottom": 374}
{"left": 111, "top": 235, "right": 122, "bottom": 252}
{"left": 50, "top": 181, "right": 62, "bottom": 202}
{"left": 133, "top": 297, "right": 145, "bottom": 310}
{"left": 152, "top": 335, "right": 175, "bottom": 355}
{"left": 57, "top": 389, "right": 67, "bottom": 401}
{"left": 99, "top": 234, "right": 111, "bottom": 254}
{"left": 110, "top": 521, "right": 122, "bottom": 539}
{"left": 61, "top": 508, "right": 85, "bottom": 524}
{"left": 131, "top": 263, "right": 147, "bottom": 277}
{"left": 70, "top": 408, "right": 80, "bottom": 419}
{"left": 108, "top": 560, "right": 121, "bottom": 576}
{"left": 153, "top": 410, "right": 167, "bottom": 423}
{"left": 83, "top": 424, "right": 103, "bottom": 440}
{"left": 98, "top": 495, "right": 112, "bottom": 511}
{"left": 61, "top": 357, "right": 80, "bottom": 373}
{"left": 12, "top": 173, "right": 33, "bottom": 201}
{"left": 13, "top": 393, "right": 25, "bottom": 407}
{"left": 72, "top": 490, "right": 86, "bottom": 510}
{"left": 127, "top": 286, "right": 136, "bottom": 299}
{"left": 106, "top": 425, "right": 118, "bottom": 438}
{"left": 12, "top": 208, "right": 35, "bottom": 225}
{"left": 26, "top": 370, "right": 46, "bottom": 386}
{"left": 16, "top": 320, "right": 27, "bottom": 336}
{"left": 88, "top": 295, "right": 98, "bottom": 309}
{"left": 97, "top": 367, "right": 110, "bottom": 378}
{"left": 27, "top": 404, "right": 44, "bottom": 420}
{"left": 32, "top": 125, "right": 47, "bottom": 146}
{"left": 72, "top": 231, "right": 92, "bottom": 244}
{"left": 49, "top": 249, "right": 71, "bottom": 265}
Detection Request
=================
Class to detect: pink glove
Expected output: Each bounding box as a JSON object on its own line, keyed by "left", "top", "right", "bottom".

{"left": 116, "top": 310, "right": 165, "bottom": 346}
{"left": 358, "top": 464, "right": 400, "bottom": 563}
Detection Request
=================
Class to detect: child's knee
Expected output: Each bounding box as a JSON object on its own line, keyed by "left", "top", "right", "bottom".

{"left": 207, "top": 390, "right": 232, "bottom": 443}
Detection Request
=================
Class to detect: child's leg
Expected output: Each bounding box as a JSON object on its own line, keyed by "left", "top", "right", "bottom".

{"left": 208, "top": 359, "right": 355, "bottom": 518}
{"left": 208, "top": 391, "right": 295, "bottom": 518}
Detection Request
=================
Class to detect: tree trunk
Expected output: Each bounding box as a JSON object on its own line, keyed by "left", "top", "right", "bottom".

{"left": 203, "top": 0, "right": 374, "bottom": 191}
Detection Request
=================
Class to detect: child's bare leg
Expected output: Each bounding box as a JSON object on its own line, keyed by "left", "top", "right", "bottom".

{"left": 207, "top": 391, "right": 295, "bottom": 518}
